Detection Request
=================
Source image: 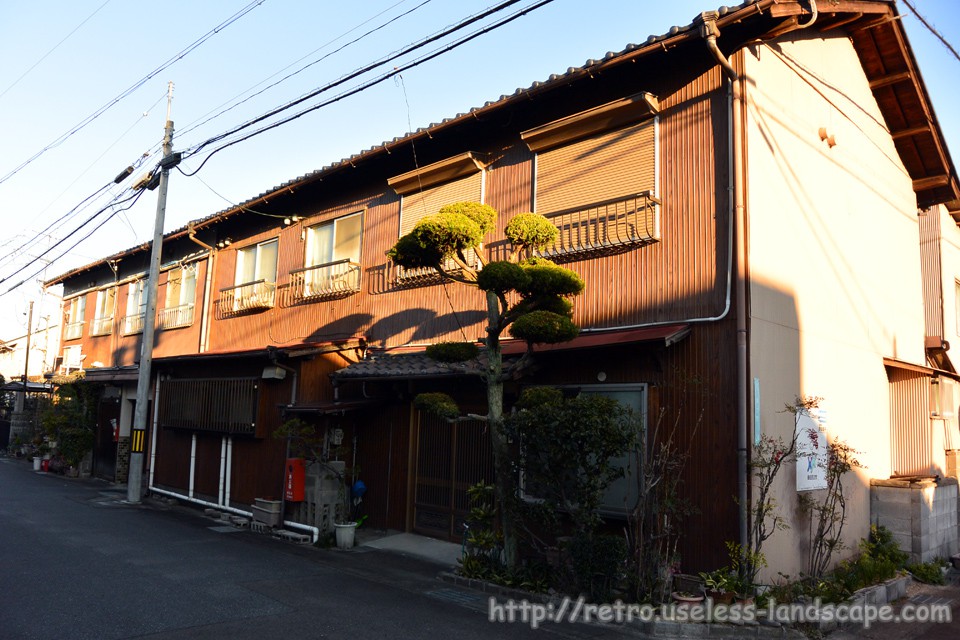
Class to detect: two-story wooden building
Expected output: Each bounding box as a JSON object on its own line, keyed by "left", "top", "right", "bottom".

{"left": 45, "top": 0, "right": 960, "bottom": 574}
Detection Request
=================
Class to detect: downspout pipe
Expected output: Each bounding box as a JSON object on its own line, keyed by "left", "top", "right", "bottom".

{"left": 699, "top": 12, "right": 750, "bottom": 556}
{"left": 187, "top": 224, "right": 215, "bottom": 354}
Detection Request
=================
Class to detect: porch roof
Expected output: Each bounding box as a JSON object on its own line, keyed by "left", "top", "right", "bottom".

{"left": 499, "top": 323, "right": 691, "bottom": 355}
{"left": 280, "top": 398, "right": 382, "bottom": 415}
{"left": 330, "top": 352, "right": 483, "bottom": 381}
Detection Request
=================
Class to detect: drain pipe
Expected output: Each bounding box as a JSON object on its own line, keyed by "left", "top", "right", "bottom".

{"left": 187, "top": 224, "right": 215, "bottom": 354}
{"left": 699, "top": 11, "right": 750, "bottom": 555}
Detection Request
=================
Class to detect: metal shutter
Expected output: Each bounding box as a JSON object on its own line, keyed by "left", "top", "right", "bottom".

{"left": 400, "top": 171, "right": 484, "bottom": 235}
{"left": 536, "top": 118, "right": 656, "bottom": 215}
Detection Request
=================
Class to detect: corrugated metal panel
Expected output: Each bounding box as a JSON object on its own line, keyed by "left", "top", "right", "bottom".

{"left": 888, "top": 366, "right": 934, "bottom": 476}
{"left": 536, "top": 119, "right": 656, "bottom": 214}
{"left": 918, "top": 209, "right": 944, "bottom": 339}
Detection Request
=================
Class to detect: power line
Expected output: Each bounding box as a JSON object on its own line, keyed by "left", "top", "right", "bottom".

{"left": 0, "top": 0, "right": 112, "bottom": 102}
{"left": 176, "top": 0, "right": 433, "bottom": 143}
{"left": 901, "top": 0, "right": 960, "bottom": 63}
{"left": 180, "top": 0, "right": 546, "bottom": 173}
{"left": 0, "top": 0, "right": 269, "bottom": 188}
{"left": 0, "top": 189, "right": 147, "bottom": 297}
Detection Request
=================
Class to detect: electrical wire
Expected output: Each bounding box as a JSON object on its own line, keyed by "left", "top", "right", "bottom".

{"left": 901, "top": 0, "right": 960, "bottom": 63}
{"left": 0, "top": 189, "right": 147, "bottom": 296}
{"left": 0, "top": 0, "right": 112, "bottom": 103}
{"left": 180, "top": 0, "right": 532, "bottom": 164}
{"left": 1, "top": 94, "right": 165, "bottom": 269}
{"left": 176, "top": 0, "right": 433, "bottom": 143}
{"left": 0, "top": 0, "right": 269, "bottom": 188}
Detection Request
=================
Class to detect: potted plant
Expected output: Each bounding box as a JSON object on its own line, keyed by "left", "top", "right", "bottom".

{"left": 59, "top": 427, "right": 94, "bottom": 477}
{"left": 699, "top": 568, "right": 735, "bottom": 604}
{"left": 334, "top": 475, "right": 367, "bottom": 549}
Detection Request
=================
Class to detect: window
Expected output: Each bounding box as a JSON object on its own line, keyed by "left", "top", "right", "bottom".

{"left": 389, "top": 152, "right": 486, "bottom": 281}
{"left": 158, "top": 377, "right": 259, "bottom": 436}
{"left": 521, "top": 93, "right": 661, "bottom": 260}
{"left": 62, "top": 345, "right": 83, "bottom": 373}
{"left": 160, "top": 264, "right": 197, "bottom": 328}
{"left": 64, "top": 296, "right": 86, "bottom": 341}
{"left": 123, "top": 279, "right": 148, "bottom": 335}
{"left": 91, "top": 287, "right": 116, "bottom": 336}
{"left": 520, "top": 383, "right": 647, "bottom": 517}
{"left": 222, "top": 239, "right": 278, "bottom": 312}
{"left": 292, "top": 212, "right": 363, "bottom": 300}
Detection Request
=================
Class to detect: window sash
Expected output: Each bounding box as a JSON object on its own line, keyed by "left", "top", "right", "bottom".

{"left": 236, "top": 239, "right": 278, "bottom": 286}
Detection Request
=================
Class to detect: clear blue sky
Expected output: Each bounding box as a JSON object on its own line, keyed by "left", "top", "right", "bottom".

{"left": 0, "top": 0, "right": 957, "bottom": 342}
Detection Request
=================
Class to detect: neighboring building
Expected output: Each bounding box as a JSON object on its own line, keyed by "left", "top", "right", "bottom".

{"left": 0, "top": 320, "right": 59, "bottom": 385}
{"left": 44, "top": 0, "right": 960, "bottom": 574}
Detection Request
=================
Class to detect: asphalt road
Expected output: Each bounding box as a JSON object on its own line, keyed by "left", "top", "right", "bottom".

{"left": 0, "top": 457, "right": 615, "bottom": 640}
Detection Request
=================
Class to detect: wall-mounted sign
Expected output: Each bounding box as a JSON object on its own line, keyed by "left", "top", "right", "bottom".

{"left": 796, "top": 408, "right": 827, "bottom": 491}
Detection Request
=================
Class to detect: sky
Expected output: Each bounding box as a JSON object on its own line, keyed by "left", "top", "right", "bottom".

{"left": 0, "top": 0, "right": 958, "bottom": 348}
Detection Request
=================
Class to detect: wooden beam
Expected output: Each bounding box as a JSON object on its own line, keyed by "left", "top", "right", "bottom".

{"left": 869, "top": 71, "right": 912, "bottom": 90}
{"left": 892, "top": 125, "right": 932, "bottom": 140}
{"left": 914, "top": 175, "right": 951, "bottom": 191}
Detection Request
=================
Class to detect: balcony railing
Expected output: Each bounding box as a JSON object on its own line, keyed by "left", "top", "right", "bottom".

{"left": 395, "top": 249, "right": 479, "bottom": 284}
{"left": 122, "top": 312, "right": 145, "bottom": 335}
{"left": 535, "top": 191, "right": 660, "bottom": 261}
{"left": 158, "top": 303, "right": 195, "bottom": 329}
{"left": 220, "top": 279, "right": 276, "bottom": 314}
{"left": 90, "top": 316, "right": 114, "bottom": 336}
{"left": 290, "top": 259, "right": 361, "bottom": 301}
{"left": 63, "top": 321, "right": 84, "bottom": 341}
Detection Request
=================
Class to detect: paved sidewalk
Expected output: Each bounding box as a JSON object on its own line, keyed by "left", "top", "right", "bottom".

{"left": 827, "top": 572, "right": 959, "bottom": 639}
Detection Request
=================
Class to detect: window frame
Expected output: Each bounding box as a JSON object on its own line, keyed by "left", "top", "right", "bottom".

{"left": 160, "top": 264, "right": 198, "bottom": 329}
{"left": 90, "top": 287, "right": 116, "bottom": 336}
{"left": 123, "top": 278, "right": 148, "bottom": 335}
{"left": 64, "top": 296, "right": 86, "bottom": 341}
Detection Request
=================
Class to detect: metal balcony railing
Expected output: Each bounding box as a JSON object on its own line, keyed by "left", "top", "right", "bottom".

{"left": 536, "top": 191, "right": 661, "bottom": 261}
{"left": 394, "top": 250, "right": 479, "bottom": 284}
{"left": 289, "top": 259, "right": 361, "bottom": 301}
{"left": 63, "top": 321, "right": 84, "bottom": 341}
{"left": 220, "top": 279, "right": 276, "bottom": 313}
{"left": 158, "top": 303, "right": 195, "bottom": 329}
{"left": 122, "top": 312, "right": 145, "bottom": 335}
{"left": 90, "top": 316, "right": 114, "bottom": 336}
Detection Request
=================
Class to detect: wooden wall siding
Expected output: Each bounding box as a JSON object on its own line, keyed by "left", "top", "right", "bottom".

{"left": 153, "top": 426, "right": 193, "bottom": 492}
{"left": 918, "top": 209, "right": 944, "bottom": 340}
{"left": 527, "top": 319, "right": 739, "bottom": 570}
{"left": 354, "top": 404, "right": 410, "bottom": 531}
{"left": 297, "top": 352, "right": 356, "bottom": 404}
{"left": 888, "top": 366, "right": 934, "bottom": 477}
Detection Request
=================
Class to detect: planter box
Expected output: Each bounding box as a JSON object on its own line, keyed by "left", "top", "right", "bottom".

{"left": 251, "top": 505, "right": 281, "bottom": 526}
{"left": 254, "top": 498, "right": 282, "bottom": 513}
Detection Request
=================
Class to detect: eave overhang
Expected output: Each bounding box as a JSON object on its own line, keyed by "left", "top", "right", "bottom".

{"left": 45, "top": 0, "right": 959, "bottom": 287}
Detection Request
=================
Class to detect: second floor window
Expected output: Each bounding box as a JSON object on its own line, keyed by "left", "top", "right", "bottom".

{"left": 64, "top": 296, "right": 85, "bottom": 341}
{"left": 123, "top": 279, "right": 148, "bottom": 335}
{"left": 224, "top": 239, "right": 278, "bottom": 312}
{"left": 295, "top": 212, "right": 363, "bottom": 298}
{"left": 521, "top": 93, "right": 661, "bottom": 260}
{"left": 160, "top": 264, "right": 197, "bottom": 328}
{"left": 236, "top": 239, "right": 278, "bottom": 286}
{"left": 91, "top": 287, "right": 116, "bottom": 336}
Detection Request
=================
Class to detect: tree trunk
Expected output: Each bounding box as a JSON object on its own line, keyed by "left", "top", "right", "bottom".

{"left": 485, "top": 290, "right": 519, "bottom": 568}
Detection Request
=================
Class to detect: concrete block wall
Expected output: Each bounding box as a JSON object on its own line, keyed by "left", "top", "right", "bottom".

{"left": 870, "top": 477, "right": 959, "bottom": 563}
{"left": 116, "top": 436, "right": 130, "bottom": 483}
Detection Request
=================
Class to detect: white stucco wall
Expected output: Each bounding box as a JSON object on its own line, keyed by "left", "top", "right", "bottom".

{"left": 743, "top": 31, "right": 925, "bottom": 580}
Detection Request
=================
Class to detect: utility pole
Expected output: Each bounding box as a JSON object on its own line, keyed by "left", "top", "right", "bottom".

{"left": 15, "top": 301, "right": 34, "bottom": 415}
{"left": 128, "top": 82, "right": 176, "bottom": 503}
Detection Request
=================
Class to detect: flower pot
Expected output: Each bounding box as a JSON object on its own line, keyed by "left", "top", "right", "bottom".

{"left": 671, "top": 591, "right": 704, "bottom": 604}
{"left": 707, "top": 589, "right": 735, "bottom": 605}
{"left": 335, "top": 522, "right": 357, "bottom": 549}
